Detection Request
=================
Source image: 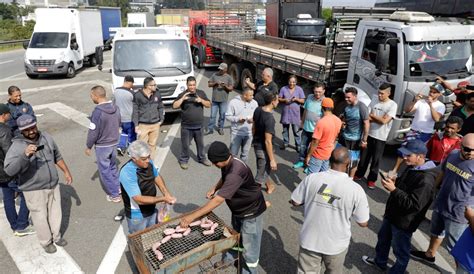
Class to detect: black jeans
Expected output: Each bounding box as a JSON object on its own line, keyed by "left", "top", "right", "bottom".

{"left": 179, "top": 127, "right": 205, "bottom": 163}
{"left": 355, "top": 135, "right": 386, "bottom": 182}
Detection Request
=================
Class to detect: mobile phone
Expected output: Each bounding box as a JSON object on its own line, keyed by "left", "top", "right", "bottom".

{"left": 379, "top": 171, "right": 387, "bottom": 180}
{"left": 36, "top": 145, "right": 44, "bottom": 151}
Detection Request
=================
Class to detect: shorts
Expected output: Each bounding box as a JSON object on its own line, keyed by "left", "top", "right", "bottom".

{"left": 254, "top": 146, "right": 271, "bottom": 184}
{"left": 430, "top": 210, "right": 469, "bottom": 252}
{"left": 338, "top": 137, "right": 361, "bottom": 168}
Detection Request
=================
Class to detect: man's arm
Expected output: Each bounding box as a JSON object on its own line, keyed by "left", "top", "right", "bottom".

{"left": 265, "top": 132, "right": 277, "bottom": 170}
{"left": 132, "top": 95, "right": 139, "bottom": 127}
{"left": 172, "top": 93, "right": 187, "bottom": 109}
{"left": 180, "top": 196, "right": 225, "bottom": 228}
{"left": 370, "top": 113, "right": 393, "bottom": 125}
{"left": 154, "top": 174, "right": 172, "bottom": 197}
{"left": 86, "top": 110, "right": 100, "bottom": 149}
{"left": 56, "top": 159, "right": 73, "bottom": 185}
{"left": 404, "top": 97, "right": 419, "bottom": 113}
{"left": 245, "top": 78, "right": 256, "bottom": 90}
{"left": 132, "top": 194, "right": 171, "bottom": 205}
{"left": 305, "top": 138, "right": 320, "bottom": 165}
{"left": 0, "top": 130, "right": 12, "bottom": 155}
{"left": 225, "top": 102, "right": 241, "bottom": 123}
{"left": 427, "top": 99, "right": 443, "bottom": 122}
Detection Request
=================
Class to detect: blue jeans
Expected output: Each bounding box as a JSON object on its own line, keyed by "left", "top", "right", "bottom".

{"left": 282, "top": 123, "right": 301, "bottom": 149}
{"left": 375, "top": 218, "right": 413, "bottom": 274}
{"left": 208, "top": 101, "right": 228, "bottom": 131}
{"left": 118, "top": 122, "right": 136, "bottom": 149}
{"left": 222, "top": 214, "right": 264, "bottom": 274}
{"left": 1, "top": 181, "right": 29, "bottom": 231}
{"left": 298, "top": 130, "right": 313, "bottom": 162}
{"left": 306, "top": 156, "right": 329, "bottom": 174}
{"left": 95, "top": 146, "right": 120, "bottom": 198}
{"left": 230, "top": 134, "right": 252, "bottom": 163}
{"left": 430, "top": 210, "right": 469, "bottom": 252}
{"left": 126, "top": 211, "right": 157, "bottom": 234}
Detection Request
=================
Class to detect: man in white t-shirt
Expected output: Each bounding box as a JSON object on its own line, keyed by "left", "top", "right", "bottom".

{"left": 291, "top": 146, "right": 370, "bottom": 273}
{"left": 392, "top": 83, "right": 446, "bottom": 172}
{"left": 355, "top": 83, "right": 397, "bottom": 189}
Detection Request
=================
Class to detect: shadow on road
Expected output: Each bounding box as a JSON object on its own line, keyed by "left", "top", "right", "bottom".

{"left": 60, "top": 183, "right": 81, "bottom": 235}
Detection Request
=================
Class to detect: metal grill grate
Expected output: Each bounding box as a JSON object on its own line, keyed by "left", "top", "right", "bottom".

{"left": 129, "top": 212, "right": 231, "bottom": 271}
{"left": 30, "top": 59, "right": 55, "bottom": 66}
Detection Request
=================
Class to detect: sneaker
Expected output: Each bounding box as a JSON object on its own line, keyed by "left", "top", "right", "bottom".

{"left": 43, "top": 243, "right": 57, "bottom": 254}
{"left": 179, "top": 162, "right": 189, "bottom": 170}
{"left": 106, "top": 195, "right": 122, "bottom": 203}
{"left": 200, "top": 160, "right": 212, "bottom": 167}
{"left": 367, "top": 181, "right": 376, "bottom": 189}
{"left": 362, "top": 256, "right": 386, "bottom": 271}
{"left": 217, "top": 128, "right": 224, "bottom": 135}
{"left": 204, "top": 129, "right": 214, "bottom": 135}
{"left": 55, "top": 238, "right": 68, "bottom": 247}
{"left": 117, "top": 147, "right": 125, "bottom": 156}
{"left": 293, "top": 161, "right": 304, "bottom": 169}
{"left": 14, "top": 226, "right": 36, "bottom": 237}
{"left": 410, "top": 250, "right": 436, "bottom": 264}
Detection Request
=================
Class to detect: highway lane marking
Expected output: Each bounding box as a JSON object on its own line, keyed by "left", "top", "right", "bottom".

{"left": 96, "top": 70, "right": 205, "bottom": 273}
{"left": 0, "top": 80, "right": 110, "bottom": 95}
{"left": 34, "top": 102, "right": 90, "bottom": 128}
{"left": 0, "top": 60, "right": 14, "bottom": 65}
{"left": 1, "top": 71, "right": 26, "bottom": 81}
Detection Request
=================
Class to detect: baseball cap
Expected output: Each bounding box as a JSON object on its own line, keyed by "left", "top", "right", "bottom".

{"left": 397, "top": 139, "right": 427, "bottom": 157}
{"left": 218, "top": 63, "right": 228, "bottom": 70}
{"left": 430, "top": 83, "right": 445, "bottom": 93}
{"left": 0, "top": 104, "right": 10, "bottom": 115}
{"left": 17, "top": 114, "right": 36, "bottom": 131}
{"left": 321, "top": 98, "right": 334, "bottom": 108}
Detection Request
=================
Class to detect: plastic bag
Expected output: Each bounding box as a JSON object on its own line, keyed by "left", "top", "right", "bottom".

{"left": 157, "top": 203, "right": 171, "bottom": 223}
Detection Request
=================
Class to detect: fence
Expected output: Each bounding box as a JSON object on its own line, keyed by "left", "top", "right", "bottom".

{"left": 0, "top": 39, "right": 28, "bottom": 51}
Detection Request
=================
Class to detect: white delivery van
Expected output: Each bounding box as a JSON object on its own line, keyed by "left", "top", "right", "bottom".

{"left": 24, "top": 8, "right": 103, "bottom": 78}
{"left": 111, "top": 27, "right": 194, "bottom": 111}
{"left": 127, "top": 12, "right": 155, "bottom": 27}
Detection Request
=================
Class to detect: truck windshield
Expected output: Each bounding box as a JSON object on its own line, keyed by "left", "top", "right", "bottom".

{"left": 113, "top": 39, "right": 192, "bottom": 76}
{"left": 406, "top": 41, "right": 471, "bottom": 77}
{"left": 29, "top": 32, "right": 69, "bottom": 48}
{"left": 287, "top": 25, "right": 325, "bottom": 37}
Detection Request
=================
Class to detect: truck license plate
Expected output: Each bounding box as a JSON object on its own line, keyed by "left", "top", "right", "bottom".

{"left": 37, "top": 67, "right": 48, "bottom": 72}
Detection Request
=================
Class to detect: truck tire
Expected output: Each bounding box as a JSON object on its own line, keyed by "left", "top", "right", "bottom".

{"left": 240, "top": 67, "right": 255, "bottom": 89}
{"left": 229, "top": 63, "right": 243, "bottom": 89}
{"left": 26, "top": 73, "right": 38, "bottom": 79}
{"left": 89, "top": 56, "right": 97, "bottom": 67}
{"left": 66, "top": 63, "right": 76, "bottom": 78}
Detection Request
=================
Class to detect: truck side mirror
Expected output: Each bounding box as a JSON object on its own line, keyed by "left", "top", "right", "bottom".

{"left": 71, "top": 42, "right": 78, "bottom": 50}
{"left": 23, "top": 40, "right": 29, "bottom": 49}
{"left": 376, "top": 44, "right": 390, "bottom": 72}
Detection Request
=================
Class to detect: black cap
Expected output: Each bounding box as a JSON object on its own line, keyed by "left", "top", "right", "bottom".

{"left": 208, "top": 141, "right": 231, "bottom": 163}
{"left": 124, "top": 75, "right": 134, "bottom": 83}
{"left": 0, "top": 103, "right": 10, "bottom": 115}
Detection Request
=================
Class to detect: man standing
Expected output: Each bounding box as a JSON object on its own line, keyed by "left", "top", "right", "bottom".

{"left": 305, "top": 98, "right": 342, "bottom": 174}
{"left": 85, "top": 85, "right": 121, "bottom": 203}
{"left": 354, "top": 83, "right": 397, "bottom": 189}
{"left": 180, "top": 141, "right": 267, "bottom": 274}
{"left": 410, "top": 134, "right": 474, "bottom": 266}
{"left": 245, "top": 68, "right": 279, "bottom": 106}
{"left": 450, "top": 92, "right": 474, "bottom": 136}
{"left": 4, "top": 114, "right": 73, "bottom": 254}
{"left": 120, "top": 140, "right": 176, "bottom": 234}
{"left": 426, "top": 116, "right": 463, "bottom": 165}
{"left": 172, "top": 76, "right": 212, "bottom": 170}
{"left": 132, "top": 77, "right": 165, "bottom": 160}
{"left": 113, "top": 75, "right": 136, "bottom": 156}
{"left": 226, "top": 88, "right": 258, "bottom": 162}
{"left": 206, "top": 62, "right": 234, "bottom": 135}
{"left": 291, "top": 147, "right": 370, "bottom": 273}
{"left": 252, "top": 92, "right": 279, "bottom": 194}
{"left": 362, "top": 139, "right": 438, "bottom": 273}
{"left": 0, "top": 104, "right": 34, "bottom": 237}
{"left": 293, "top": 83, "right": 325, "bottom": 169}
{"left": 339, "top": 87, "right": 369, "bottom": 177}
{"left": 6, "top": 86, "right": 35, "bottom": 134}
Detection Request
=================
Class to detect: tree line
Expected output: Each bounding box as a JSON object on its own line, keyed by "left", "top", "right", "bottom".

{"left": 0, "top": 3, "right": 35, "bottom": 41}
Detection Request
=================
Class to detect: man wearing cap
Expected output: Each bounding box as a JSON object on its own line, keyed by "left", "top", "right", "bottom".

{"left": 4, "top": 114, "right": 73, "bottom": 254}
{"left": 132, "top": 77, "right": 165, "bottom": 160}
{"left": 0, "top": 104, "right": 34, "bottom": 237}
{"left": 362, "top": 139, "right": 438, "bottom": 273}
{"left": 113, "top": 75, "right": 136, "bottom": 156}
{"left": 305, "top": 98, "right": 342, "bottom": 174}
{"left": 206, "top": 62, "right": 234, "bottom": 135}
{"left": 180, "top": 141, "right": 267, "bottom": 274}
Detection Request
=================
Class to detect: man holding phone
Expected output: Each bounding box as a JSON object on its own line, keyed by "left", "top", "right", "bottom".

{"left": 206, "top": 63, "right": 234, "bottom": 135}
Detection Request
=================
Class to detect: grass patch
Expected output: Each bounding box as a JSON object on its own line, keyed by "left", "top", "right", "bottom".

{"left": 0, "top": 44, "right": 23, "bottom": 52}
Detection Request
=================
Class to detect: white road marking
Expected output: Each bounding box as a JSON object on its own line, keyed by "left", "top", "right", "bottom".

{"left": 96, "top": 70, "right": 204, "bottom": 273}
{"left": 0, "top": 60, "right": 13, "bottom": 65}
{"left": 34, "top": 102, "right": 90, "bottom": 128}
{"left": 412, "top": 230, "right": 455, "bottom": 273}
{"left": 0, "top": 71, "right": 26, "bottom": 81}
{"left": 0, "top": 80, "right": 110, "bottom": 95}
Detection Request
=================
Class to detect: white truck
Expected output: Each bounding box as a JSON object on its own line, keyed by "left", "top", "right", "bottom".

{"left": 110, "top": 27, "right": 194, "bottom": 111}
{"left": 23, "top": 8, "right": 103, "bottom": 78}
{"left": 127, "top": 12, "right": 155, "bottom": 27}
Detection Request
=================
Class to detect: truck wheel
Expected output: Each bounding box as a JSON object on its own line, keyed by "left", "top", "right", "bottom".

{"left": 26, "top": 73, "right": 38, "bottom": 79}
{"left": 66, "top": 63, "right": 76, "bottom": 78}
{"left": 229, "top": 63, "right": 243, "bottom": 89}
{"left": 89, "top": 56, "right": 97, "bottom": 67}
{"left": 241, "top": 67, "right": 255, "bottom": 89}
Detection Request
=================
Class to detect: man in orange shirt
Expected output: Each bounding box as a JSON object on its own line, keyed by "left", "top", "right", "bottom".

{"left": 305, "top": 98, "right": 342, "bottom": 174}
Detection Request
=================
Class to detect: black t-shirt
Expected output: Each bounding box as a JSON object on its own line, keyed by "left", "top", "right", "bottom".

{"left": 217, "top": 157, "right": 266, "bottom": 219}
{"left": 252, "top": 107, "right": 275, "bottom": 150}
{"left": 175, "top": 89, "right": 210, "bottom": 127}
{"left": 254, "top": 81, "right": 278, "bottom": 106}
{"left": 449, "top": 107, "right": 474, "bottom": 136}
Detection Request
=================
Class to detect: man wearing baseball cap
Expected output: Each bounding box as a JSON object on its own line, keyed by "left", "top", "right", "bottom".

{"left": 206, "top": 62, "right": 234, "bottom": 135}
{"left": 305, "top": 98, "right": 342, "bottom": 174}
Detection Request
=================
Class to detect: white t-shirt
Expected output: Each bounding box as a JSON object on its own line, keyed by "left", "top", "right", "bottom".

{"left": 368, "top": 98, "right": 398, "bottom": 141}
{"left": 291, "top": 169, "right": 370, "bottom": 255}
{"left": 411, "top": 100, "right": 445, "bottom": 134}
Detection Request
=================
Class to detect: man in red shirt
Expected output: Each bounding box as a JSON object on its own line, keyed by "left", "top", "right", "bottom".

{"left": 426, "top": 116, "right": 463, "bottom": 165}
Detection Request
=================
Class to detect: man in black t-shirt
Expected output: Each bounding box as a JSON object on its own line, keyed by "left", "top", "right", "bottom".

{"left": 245, "top": 67, "right": 279, "bottom": 106}
{"left": 173, "top": 76, "right": 212, "bottom": 170}
{"left": 449, "top": 92, "right": 474, "bottom": 136}
{"left": 180, "top": 141, "right": 267, "bottom": 273}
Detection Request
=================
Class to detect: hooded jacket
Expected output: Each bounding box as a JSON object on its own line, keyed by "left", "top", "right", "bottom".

{"left": 7, "top": 100, "right": 35, "bottom": 132}
{"left": 0, "top": 123, "right": 12, "bottom": 184}
{"left": 384, "top": 162, "right": 440, "bottom": 232}
{"left": 86, "top": 101, "right": 121, "bottom": 149}
{"left": 4, "top": 131, "right": 62, "bottom": 191}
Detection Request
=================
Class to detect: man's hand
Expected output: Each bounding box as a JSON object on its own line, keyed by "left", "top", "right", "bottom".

{"left": 415, "top": 93, "right": 424, "bottom": 101}
{"left": 135, "top": 127, "right": 141, "bottom": 135}
{"left": 85, "top": 148, "right": 92, "bottom": 156}
{"left": 426, "top": 96, "right": 434, "bottom": 105}
{"left": 64, "top": 171, "right": 73, "bottom": 185}
{"left": 381, "top": 178, "right": 396, "bottom": 192}
{"left": 305, "top": 156, "right": 311, "bottom": 167}
{"left": 270, "top": 159, "right": 277, "bottom": 170}
{"left": 465, "top": 206, "right": 474, "bottom": 222}
{"left": 182, "top": 92, "right": 191, "bottom": 101}
{"left": 180, "top": 215, "right": 194, "bottom": 228}
{"left": 238, "top": 117, "right": 246, "bottom": 123}
{"left": 195, "top": 96, "right": 203, "bottom": 104}
{"left": 164, "top": 195, "right": 176, "bottom": 204}
{"left": 206, "top": 188, "right": 216, "bottom": 199}
{"left": 246, "top": 116, "right": 253, "bottom": 124}
{"left": 360, "top": 140, "right": 367, "bottom": 149}
{"left": 24, "top": 144, "right": 36, "bottom": 157}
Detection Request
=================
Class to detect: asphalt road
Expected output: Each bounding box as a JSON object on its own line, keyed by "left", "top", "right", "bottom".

{"left": 0, "top": 49, "right": 26, "bottom": 80}
{"left": 0, "top": 50, "right": 458, "bottom": 273}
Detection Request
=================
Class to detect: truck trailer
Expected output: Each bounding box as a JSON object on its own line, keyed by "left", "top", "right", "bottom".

{"left": 98, "top": 7, "right": 121, "bottom": 44}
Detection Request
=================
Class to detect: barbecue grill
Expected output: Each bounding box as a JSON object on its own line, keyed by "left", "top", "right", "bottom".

{"left": 128, "top": 211, "right": 240, "bottom": 273}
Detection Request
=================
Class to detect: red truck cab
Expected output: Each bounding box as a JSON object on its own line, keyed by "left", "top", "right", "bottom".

{"left": 189, "top": 14, "right": 222, "bottom": 68}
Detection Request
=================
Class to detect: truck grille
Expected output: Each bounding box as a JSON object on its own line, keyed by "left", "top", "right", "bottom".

{"left": 157, "top": 83, "right": 178, "bottom": 97}
{"left": 30, "top": 59, "right": 55, "bottom": 66}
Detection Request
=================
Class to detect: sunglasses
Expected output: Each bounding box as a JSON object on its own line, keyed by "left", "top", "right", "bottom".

{"left": 462, "top": 145, "right": 474, "bottom": 153}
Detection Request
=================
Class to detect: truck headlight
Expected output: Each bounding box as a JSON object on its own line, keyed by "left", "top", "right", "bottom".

{"left": 180, "top": 85, "right": 186, "bottom": 92}
{"left": 24, "top": 57, "right": 30, "bottom": 64}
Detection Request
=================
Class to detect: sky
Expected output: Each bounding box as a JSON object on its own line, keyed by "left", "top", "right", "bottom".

{"left": 322, "top": 0, "right": 376, "bottom": 8}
